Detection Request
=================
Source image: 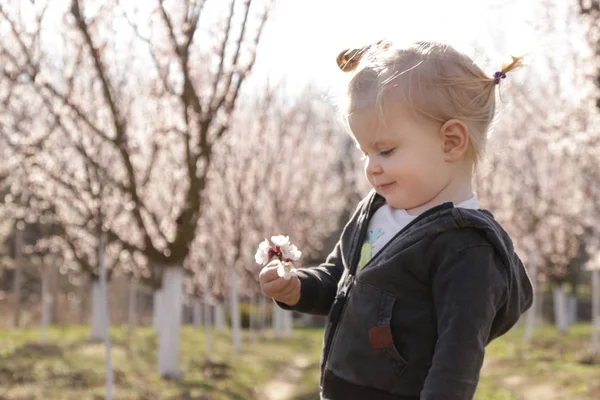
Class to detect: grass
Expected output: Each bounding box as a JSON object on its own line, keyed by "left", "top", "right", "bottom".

{"left": 0, "top": 324, "right": 599, "bottom": 399}
{"left": 293, "top": 324, "right": 600, "bottom": 400}
{"left": 474, "top": 323, "right": 600, "bottom": 400}
{"left": 0, "top": 325, "right": 323, "bottom": 400}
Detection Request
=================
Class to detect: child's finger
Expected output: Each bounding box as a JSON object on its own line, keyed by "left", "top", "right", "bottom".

{"left": 262, "top": 275, "right": 293, "bottom": 295}
{"left": 278, "top": 276, "right": 300, "bottom": 300}
{"left": 259, "top": 265, "right": 281, "bottom": 283}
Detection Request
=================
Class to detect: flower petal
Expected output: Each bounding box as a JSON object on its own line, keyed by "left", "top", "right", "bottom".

{"left": 277, "top": 263, "right": 286, "bottom": 278}
{"left": 259, "top": 238, "right": 270, "bottom": 251}
{"left": 277, "top": 261, "right": 296, "bottom": 280}
{"left": 255, "top": 251, "right": 268, "bottom": 265}
{"left": 285, "top": 244, "right": 302, "bottom": 261}
{"left": 255, "top": 239, "right": 271, "bottom": 264}
{"left": 271, "top": 235, "right": 290, "bottom": 247}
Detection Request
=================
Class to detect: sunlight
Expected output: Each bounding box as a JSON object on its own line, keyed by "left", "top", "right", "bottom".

{"left": 252, "top": 0, "right": 540, "bottom": 91}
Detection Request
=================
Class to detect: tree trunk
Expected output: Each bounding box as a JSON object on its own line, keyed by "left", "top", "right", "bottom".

{"left": 567, "top": 294, "right": 578, "bottom": 326}
{"left": 78, "top": 276, "right": 88, "bottom": 325}
{"left": 591, "top": 269, "right": 600, "bottom": 355}
{"left": 283, "top": 310, "right": 293, "bottom": 337}
{"left": 50, "top": 262, "right": 59, "bottom": 325}
{"left": 127, "top": 279, "right": 138, "bottom": 333}
{"left": 273, "top": 303, "right": 282, "bottom": 338}
{"left": 538, "top": 283, "right": 544, "bottom": 324}
{"left": 203, "top": 288, "right": 213, "bottom": 360}
{"left": 193, "top": 298, "right": 203, "bottom": 328}
{"left": 157, "top": 267, "right": 184, "bottom": 379}
{"left": 230, "top": 269, "right": 242, "bottom": 352}
{"left": 553, "top": 285, "right": 569, "bottom": 333}
{"left": 215, "top": 302, "right": 225, "bottom": 332}
{"left": 249, "top": 294, "right": 257, "bottom": 342}
{"left": 153, "top": 288, "right": 164, "bottom": 334}
{"left": 98, "top": 235, "right": 114, "bottom": 400}
{"left": 90, "top": 279, "right": 107, "bottom": 340}
{"left": 259, "top": 295, "right": 267, "bottom": 335}
{"left": 13, "top": 226, "right": 23, "bottom": 328}
{"left": 524, "top": 249, "right": 538, "bottom": 342}
{"left": 41, "top": 263, "right": 52, "bottom": 344}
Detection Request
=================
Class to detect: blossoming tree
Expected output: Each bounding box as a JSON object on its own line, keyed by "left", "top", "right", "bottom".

{"left": 187, "top": 86, "right": 347, "bottom": 349}
{"left": 476, "top": 0, "right": 600, "bottom": 337}
{"left": 0, "top": 0, "right": 273, "bottom": 378}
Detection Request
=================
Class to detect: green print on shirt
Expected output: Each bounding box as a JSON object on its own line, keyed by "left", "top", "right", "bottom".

{"left": 358, "top": 228, "right": 384, "bottom": 270}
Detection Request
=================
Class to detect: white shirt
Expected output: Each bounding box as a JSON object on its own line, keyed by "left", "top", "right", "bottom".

{"left": 356, "top": 194, "right": 480, "bottom": 272}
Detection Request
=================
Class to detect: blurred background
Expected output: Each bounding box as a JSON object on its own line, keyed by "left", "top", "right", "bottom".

{"left": 0, "top": 0, "right": 599, "bottom": 399}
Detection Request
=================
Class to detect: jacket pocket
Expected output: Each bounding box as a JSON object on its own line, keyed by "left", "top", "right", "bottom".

{"left": 325, "top": 280, "right": 407, "bottom": 394}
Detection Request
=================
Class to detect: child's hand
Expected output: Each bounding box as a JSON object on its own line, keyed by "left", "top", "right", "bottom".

{"left": 259, "top": 262, "right": 301, "bottom": 306}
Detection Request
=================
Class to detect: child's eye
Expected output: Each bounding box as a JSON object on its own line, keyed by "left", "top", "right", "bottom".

{"left": 379, "top": 148, "right": 395, "bottom": 157}
{"left": 360, "top": 151, "right": 368, "bottom": 160}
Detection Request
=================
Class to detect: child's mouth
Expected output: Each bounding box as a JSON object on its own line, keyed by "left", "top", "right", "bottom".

{"left": 379, "top": 182, "right": 395, "bottom": 190}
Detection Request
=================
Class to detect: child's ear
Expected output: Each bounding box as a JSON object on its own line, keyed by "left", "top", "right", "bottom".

{"left": 438, "top": 119, "right": 470, "bottom": 161}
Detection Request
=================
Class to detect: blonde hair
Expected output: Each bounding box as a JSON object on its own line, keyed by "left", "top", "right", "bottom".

{"left": 336, "top": 40, "right": 524, "bottom": 165}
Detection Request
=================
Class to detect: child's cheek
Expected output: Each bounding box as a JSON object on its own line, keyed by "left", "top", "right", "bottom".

{"left": 382, "top": 154, "right": 401, "bottom": 170}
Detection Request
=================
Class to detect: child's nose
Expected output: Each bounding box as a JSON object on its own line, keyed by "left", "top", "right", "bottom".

{"left": 365, "top": 156, "right": 383, "bottom": 176}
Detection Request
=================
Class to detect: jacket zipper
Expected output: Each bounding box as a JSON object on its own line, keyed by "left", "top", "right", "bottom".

{"left": 319, "top": 195, "right": 375, "bottom": 380}
{"left": 321, "top": 199, "right": 454, "bottom": 378}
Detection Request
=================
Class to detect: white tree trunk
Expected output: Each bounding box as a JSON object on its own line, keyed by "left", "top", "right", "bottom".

{"left": 249, "top": 295, "right": 257, "bottom": 342}
{"left": 98, "top": 235, "right": 114, "bottom": 400}
{"left": 153, "top": 288, "right": 164, "bottom": 334}
{"left": 127, "top": 279, "right": 138, "bottom": 332}
{"left": 591, "top": 269, "right": 600, "bottom": 355}
{"left": 91, "top": 280, "right": 107, "bottom": 340}
{"left": 524, "top": 249, "right": 538, "bottom": 342}
{"left": 157, "top": 267, "right": 184, "bottom": 379}
{"left": 13, "top": 226, "right": 23, "bottom": 328}
{"left": 538, "top": 284, "right": 544, "bottom": 324}
{"left": 193, "top": 298, "right": 203, "bottom": 328}
{"left": 249, "top": 296, "right": 254, "bottom": 333}
{"left": 203, "top": 289, "right": 213, "bottom": 360}
{"left": 230, "top": 269, "right": 242, "bottom": 352}
{"left": 273, "top": 303, "right": 282, "bottom": 338}
{"left": 553, "top": 286, "right": 569, "bottom": 333}
{"left": 283, "top": 310, "right": 293, "bottom": 337}
{"left": 50, "top": 264, "right": 59, "bottom": 325}
{"left": 215, "top": 302, "right": 226, "bottom": 332}
{"left": 259, "top": 295, "right": 267, "bottom": 335}
{"left": 41, "top": 264, "right": 53, "bottom": 344}
{"left": 78, "top": 276, "right": 88, "bottom": 325}
{"left": 567, "top": 294, "right": 578, "bottom": 326}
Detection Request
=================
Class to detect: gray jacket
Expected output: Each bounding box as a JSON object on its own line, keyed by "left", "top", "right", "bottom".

{"left": 278, "top": 191, "right": 534, "bottom": 400}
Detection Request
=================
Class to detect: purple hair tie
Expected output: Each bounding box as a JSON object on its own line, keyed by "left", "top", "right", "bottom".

{"left": 493, "top": 71, "right": 507, "bottom": 85}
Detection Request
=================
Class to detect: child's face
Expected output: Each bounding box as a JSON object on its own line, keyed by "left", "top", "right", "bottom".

{"left": 349, "top": 102, "right": 453, "bottom": 211}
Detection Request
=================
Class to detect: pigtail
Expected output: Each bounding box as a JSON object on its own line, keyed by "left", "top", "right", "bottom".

{"left": 492, "top": 55, "right": 525, "bottom": 85}
{"left": 336, "top": 40, "right": 392, "bottom": 72}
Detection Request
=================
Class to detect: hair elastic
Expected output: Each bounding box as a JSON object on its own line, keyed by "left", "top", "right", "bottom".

{"left": 493, "top": 71, "right": 507, "bottom": 85}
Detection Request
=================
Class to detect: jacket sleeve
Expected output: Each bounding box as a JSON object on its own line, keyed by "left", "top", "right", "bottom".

{"left": 275, "top": 239, "right": 345, "bottom": 316}
{"left": 421, "top": 244, "right": 508, "bottom": 400}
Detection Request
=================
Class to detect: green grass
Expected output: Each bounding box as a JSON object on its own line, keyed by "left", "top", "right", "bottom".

{"left": 291, "top": 324, "right": 600, "bottom": 400}
{"left": 1, "top": 324, "right": 599, "bottom": 400}
{"left": 0, "top": 325, "right": 324, "bottom": 400}
{"left": 474, "top": 324, "right": 600, "bottom": 400}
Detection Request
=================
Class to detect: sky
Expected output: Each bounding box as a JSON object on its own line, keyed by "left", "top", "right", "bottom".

{"left": 250, "top": 0, "right": 543, "bottom": 93}
{"left": 9, "top": 0, "right": 585, "bottom": 99}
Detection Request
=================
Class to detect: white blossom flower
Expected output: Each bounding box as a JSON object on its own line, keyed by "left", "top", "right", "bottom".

{"left": 277, "top": 261, "right": 297, "bottom": 280}
{"left": 255, "top": 238, "right": 270, "bottom": 264}
{"left": 256, "top": 236, "right": 302, "bottom": 277}
{"left": 271, "top": 235, "right": 290, "bottom": 247}
{"left": 283, "top": 244, "right": 302, "bottom": 261}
